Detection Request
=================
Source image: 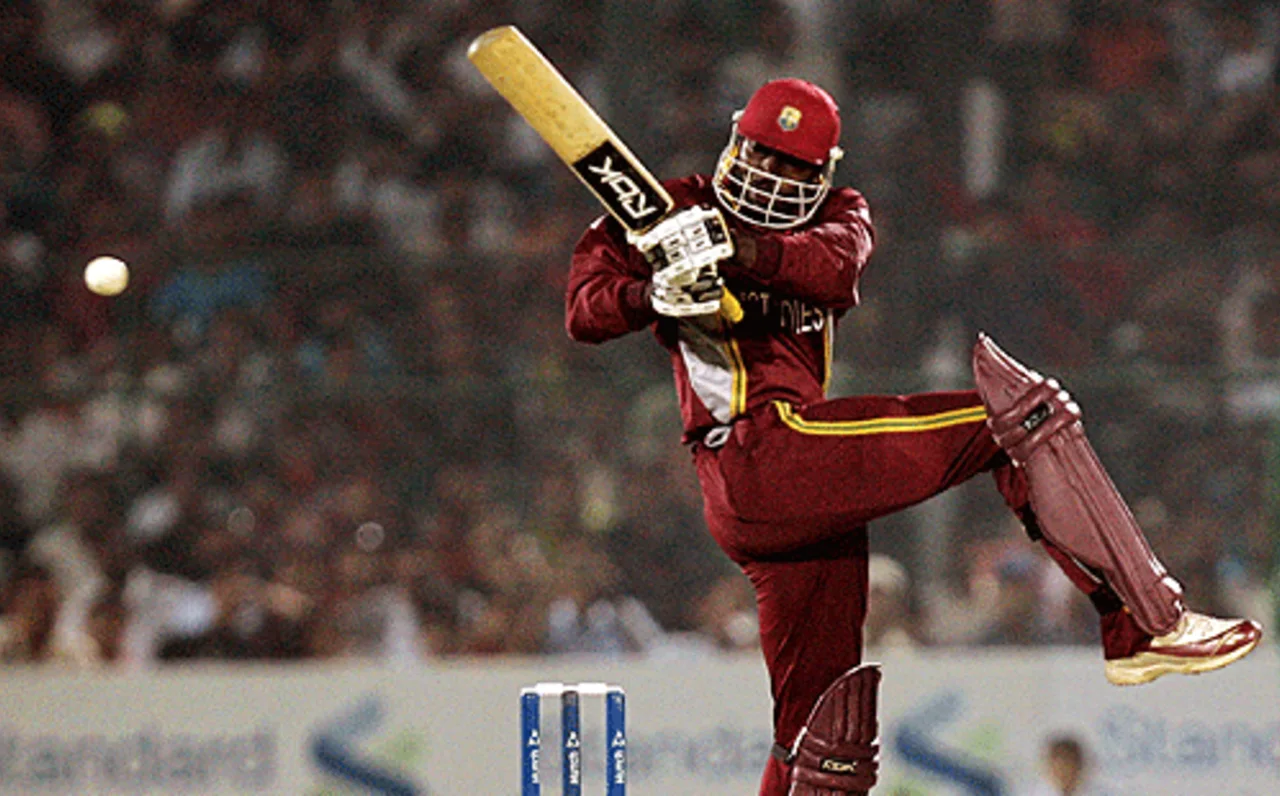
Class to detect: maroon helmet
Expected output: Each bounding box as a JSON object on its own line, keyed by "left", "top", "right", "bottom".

{"left": 713, "top": 78, "right": 844, "bottom": 228}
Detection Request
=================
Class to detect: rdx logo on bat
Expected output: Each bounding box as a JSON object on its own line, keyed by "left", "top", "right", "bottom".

{"left": 577, "top": 142, "right": 665, "bottom": 225}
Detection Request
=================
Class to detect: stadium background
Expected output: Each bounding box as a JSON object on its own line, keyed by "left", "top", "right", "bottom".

{"left": 1, "top": 0, "right": 1278, "bottom": 793}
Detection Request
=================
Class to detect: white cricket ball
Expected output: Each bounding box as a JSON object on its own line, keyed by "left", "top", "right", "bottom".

{"left": 84, "top": 255, "right": 130, "bottom": 296}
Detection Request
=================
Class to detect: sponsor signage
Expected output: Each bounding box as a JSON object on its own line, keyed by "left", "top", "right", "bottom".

{"left": 0, "top": 649, "right": 1274, "bottom": 794}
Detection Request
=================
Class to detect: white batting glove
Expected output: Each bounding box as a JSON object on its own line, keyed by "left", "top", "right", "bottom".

{"left": 629, "top": 206, "right": 735, "bottom": 318}
{"left": 650, "top": 262, "right": 725, "bottom": 317}
{"left": 630, "top": 205, "right": 736, "bottom": 271}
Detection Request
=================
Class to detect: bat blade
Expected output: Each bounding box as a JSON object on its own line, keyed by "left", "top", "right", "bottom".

{"left": 468, "top": 25, "right": 743, "bottom": 322}
{"left": 467, "top": 25, "right": 671, "bottom": 233}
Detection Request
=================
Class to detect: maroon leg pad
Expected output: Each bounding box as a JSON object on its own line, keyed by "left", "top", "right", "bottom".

{"left": 972, "top": 334, "right": 1184, "bottom": 635}
{"left": 787, "top": 664, "right": 880, "bottom": 795}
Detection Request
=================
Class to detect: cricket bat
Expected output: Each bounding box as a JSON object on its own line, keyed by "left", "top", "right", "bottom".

{"left": 467, "top": 25, "right": 744, "bottom": 323}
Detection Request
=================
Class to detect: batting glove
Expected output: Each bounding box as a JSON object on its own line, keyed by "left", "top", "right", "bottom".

{"left": 630, "top": 206, "right": 735, "bottom": 318}
{"left": 650, "top": 262, "right": 725, "bottom": 317}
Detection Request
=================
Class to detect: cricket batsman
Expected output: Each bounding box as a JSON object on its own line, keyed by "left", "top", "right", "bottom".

{"left": 564, "top": 78, "right": 1262, "bottom": 796}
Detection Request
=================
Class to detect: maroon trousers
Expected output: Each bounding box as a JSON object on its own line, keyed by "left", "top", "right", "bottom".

{"left": 693, "top": 391, "right": 1028, "bottom": 795}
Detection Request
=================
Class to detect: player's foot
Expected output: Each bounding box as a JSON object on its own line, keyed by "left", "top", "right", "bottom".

{"left": 1104, "top": 612, "right": 1262, "bottom": 686}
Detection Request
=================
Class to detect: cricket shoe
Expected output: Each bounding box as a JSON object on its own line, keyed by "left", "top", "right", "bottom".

{"left": 1104, "top": 612, "right": 1262, "bottom": 686}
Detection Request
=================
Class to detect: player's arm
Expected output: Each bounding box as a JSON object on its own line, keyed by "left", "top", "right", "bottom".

{"left": 565, "top": 215, "right": 658, "bottom": 343}
{"left": 727, "top": 189, "right": 875, "bottom": 309}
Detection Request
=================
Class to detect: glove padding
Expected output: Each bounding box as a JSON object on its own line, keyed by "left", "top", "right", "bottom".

{"left": 650, "top": 262, "right": 725, "bottom": 317}
{"left": 630, "top": 206, "right": 735, "bottom": 318}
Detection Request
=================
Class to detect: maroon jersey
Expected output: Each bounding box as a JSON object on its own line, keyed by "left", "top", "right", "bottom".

{"left": 566, "top": 175, "right": 875, "bottom": 442}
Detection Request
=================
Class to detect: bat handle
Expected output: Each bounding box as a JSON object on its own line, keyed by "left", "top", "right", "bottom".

{"left": 720, "top": 289, "right": 745, "bottom": 324}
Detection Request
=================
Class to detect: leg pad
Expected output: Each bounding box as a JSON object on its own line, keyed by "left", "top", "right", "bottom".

{"left": 972, "top": 334, "right": 1183, "bottom": 635}
{"left": 781, "top": 664, "right": 881, "bottom": 795}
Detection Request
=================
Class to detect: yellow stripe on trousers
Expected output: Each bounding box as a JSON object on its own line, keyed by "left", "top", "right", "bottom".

{"left": 774, "top": 401, "right": 988, "bottom": 436}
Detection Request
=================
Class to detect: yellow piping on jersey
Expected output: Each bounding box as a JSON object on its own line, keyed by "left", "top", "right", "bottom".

{"left": 726, "top": 334, "right": 748, "bottom": 417}
{"left": 774, "top": 401, "right": 987, "bottom": 436}
{"left": 821, "top": 310, "right": 833, "bottom": 397}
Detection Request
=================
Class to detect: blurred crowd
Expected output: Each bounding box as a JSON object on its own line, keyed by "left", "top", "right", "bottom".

{"left": 0, "top": 0, "right": 1277, "bottom": 668}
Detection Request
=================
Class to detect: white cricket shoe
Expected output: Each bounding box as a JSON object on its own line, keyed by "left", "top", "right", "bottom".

{"left": 1104, "top": 612, "right": 1262, "bottom": 686}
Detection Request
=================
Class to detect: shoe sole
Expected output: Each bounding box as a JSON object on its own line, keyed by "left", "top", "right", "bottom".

{"left": 1104, "top": 635, "right": 1262, "bottom": 686}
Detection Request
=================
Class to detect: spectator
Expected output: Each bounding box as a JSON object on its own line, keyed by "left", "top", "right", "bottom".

{"left": 0, "top": 472, "right": 33, "bottom": 586}
{"left": 866, "top": 554, "right": 919, "bottom": 650}
{"left": 162, "top": 84, "right": 286, "bottom": 227}
{"left": 0, "top": 563, "right": 59, "bottom": 663}
{"left": 24, "top": 469, "right": 126, "bottom": 664}
{"left": 0, "top": 1, "right": 87, "bottom": 149}
{"left": 1025, "top": 733, "right": 1096, "bottom": 795}
{"left": 149, "top": 199, "right": 274, "bottom": 344}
